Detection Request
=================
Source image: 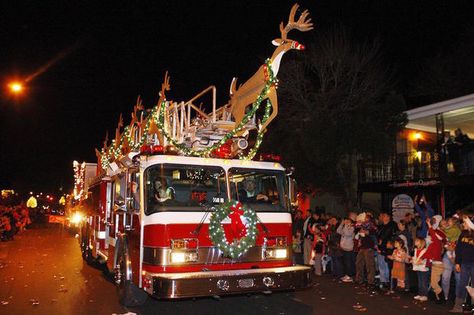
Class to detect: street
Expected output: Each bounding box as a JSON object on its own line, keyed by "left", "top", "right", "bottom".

{"left": 0, "top": 223, "right": 450, "bottom": 315}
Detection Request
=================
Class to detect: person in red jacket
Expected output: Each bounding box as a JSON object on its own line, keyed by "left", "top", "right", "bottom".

{"left": 421, "top": 215, "right": 446, "bottom": 303}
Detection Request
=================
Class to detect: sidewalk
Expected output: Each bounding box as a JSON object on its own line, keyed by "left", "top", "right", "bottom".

{"left": 296, "top": 274, "right": 452, "bottom": 315}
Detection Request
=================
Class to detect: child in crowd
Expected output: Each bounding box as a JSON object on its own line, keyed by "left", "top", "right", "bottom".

{"left": 312, "top": 226, "right": 326, "bottom": 276}
{"left": 388, "top": 238, "right": 409, "bottom": 291}
{"left": 412, "top": 237, "right": 429, "bottom": 302}
{"left": 292, "top": 230, "right": 304, "bottom": 265}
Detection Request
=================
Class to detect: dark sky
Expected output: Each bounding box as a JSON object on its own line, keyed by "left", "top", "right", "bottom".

{"left": 0, "top": 0, "right": 472, "bottom": 194}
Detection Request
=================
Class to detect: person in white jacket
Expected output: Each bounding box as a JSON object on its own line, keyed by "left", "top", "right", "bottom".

{"left": 337, "top": 217, "right": 355, "bottom": 282}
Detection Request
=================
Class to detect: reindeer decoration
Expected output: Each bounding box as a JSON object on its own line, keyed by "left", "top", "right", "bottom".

{"left": 98, "top": 4, "right": 313, "bottom": 167}
{"left": 229, "top": 3, "right": 313, "bottom": 131}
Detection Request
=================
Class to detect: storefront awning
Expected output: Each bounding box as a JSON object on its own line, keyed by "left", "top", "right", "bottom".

{"left": 405, "top": 93, "right": 474, "bottom": 137}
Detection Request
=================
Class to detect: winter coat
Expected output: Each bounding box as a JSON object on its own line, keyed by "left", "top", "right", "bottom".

{"left": 337, "top": 222, "right": 355, "bottom": 251}
{"left": 421, "top": 228, "right": 446, "bottom": 263}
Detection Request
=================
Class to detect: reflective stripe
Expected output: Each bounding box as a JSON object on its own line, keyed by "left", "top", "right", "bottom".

{"left": 143, "top": 211, "right": 291, "bottom": 225}
{"left": 95, "top": 231, "right": 106, "bottom": 239}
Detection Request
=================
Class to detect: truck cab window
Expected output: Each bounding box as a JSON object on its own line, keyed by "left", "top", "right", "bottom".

{"left": 113, "top": 175, "right": 127, "bottom": 212}
{"left": 128, "top": 172, "right": 140, "bottom": 212}
{"left": 229, "top": 168, "right": 287, "bottom": 212}
{"left": 145, "top": 164, "right": 226, "bottom": 214}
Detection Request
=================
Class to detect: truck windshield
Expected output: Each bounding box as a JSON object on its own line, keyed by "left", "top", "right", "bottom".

{"left": 145, "top": 164, "right": 227, "bottom": 214}
{"left": 229, "top": 168, "right": 288, "bottom": 212}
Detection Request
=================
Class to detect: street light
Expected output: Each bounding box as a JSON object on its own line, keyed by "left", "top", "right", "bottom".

{"left": 7, "top": 81, "right": 24, "bottom": 94}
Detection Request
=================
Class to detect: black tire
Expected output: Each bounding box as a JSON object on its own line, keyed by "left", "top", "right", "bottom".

{"left": 115, "top": 240, "right": 147, "bottom": 307}
{"left": 80, "top": 225, "right": 94, "bottom": 264}
{"left": 80, "top": 228, "right": 88, "bottom": 259}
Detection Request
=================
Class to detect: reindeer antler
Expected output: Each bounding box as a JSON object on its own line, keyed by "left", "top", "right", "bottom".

{"left": 103, "top": 131, "right": 109, "bottom": 149}
{"left": 160, "top": 71, "right": 171, "bottom": 98}
{"left": 279, "top": 4, "right": 313, "bottom": 40}
{"left": 117, "top": 113, "right": 124, "bottom": 128}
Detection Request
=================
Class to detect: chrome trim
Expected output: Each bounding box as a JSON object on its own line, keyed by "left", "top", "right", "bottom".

{"left": 145, "top": 265, "right": 312, "bottom": 298}
{"left": 96, "top": 249, "right": 108, "bottom": 261}
{"left": 143, "top": 246, "right": 291, "bottom": 266}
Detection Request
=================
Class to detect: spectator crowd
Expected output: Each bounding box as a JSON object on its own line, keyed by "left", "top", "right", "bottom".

{"left": 292, "top": 194, "right": 474, "bottom": 313}
{"left": 0, "top": 205, "right": 32, "bottom": 241}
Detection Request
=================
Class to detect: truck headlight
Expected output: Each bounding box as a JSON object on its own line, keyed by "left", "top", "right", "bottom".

{"left": 274, "top": 249, "right": 288, "bottom": 259}
{"left": 170, "top": 252, "right": 186, "bottom": 263}
{"left": 263, "top": 236, "right": 288, "bottom": 259}
{"left": 70, "top": 212, "right": 83, "bottom": 224}
{"left": 265, "top": 248, "right": 288, "bottom": 259}
{"left": 170, "top": 251, "right": 198, "bottom": 264}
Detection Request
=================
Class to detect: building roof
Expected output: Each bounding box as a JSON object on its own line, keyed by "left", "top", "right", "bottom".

{"left": 405, "top": 94, "right": 474, "bottom": 136}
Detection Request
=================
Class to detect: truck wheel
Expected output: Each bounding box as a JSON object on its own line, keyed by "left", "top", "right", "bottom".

{"left": 80, "top": 230, "right": 88, "bottom": 259}
{"left": 115, "top": 244, "right": 147, "bottom": 306}
{"left": 80, "top": 227, "right": 94, "bottom": 264}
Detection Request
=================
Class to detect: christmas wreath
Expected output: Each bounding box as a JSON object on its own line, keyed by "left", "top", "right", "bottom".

{"left": 209, "top": 201, "right": 258, "bottom": 259}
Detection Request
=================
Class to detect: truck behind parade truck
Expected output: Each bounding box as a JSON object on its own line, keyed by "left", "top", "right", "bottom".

{"left": 75, "top": 3, "right": 314, "bottom": 306}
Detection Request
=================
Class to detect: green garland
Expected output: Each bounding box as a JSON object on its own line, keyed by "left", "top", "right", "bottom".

{"left": 100, "top": 58, "right": 276, "bottom": 166}
{"left": 208, "top": 201, "right": 258, "bottom": 259}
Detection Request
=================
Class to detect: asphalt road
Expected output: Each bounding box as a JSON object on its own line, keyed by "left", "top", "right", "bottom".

{"left": 0, "top": 223, "right": 453, "bottom": 315}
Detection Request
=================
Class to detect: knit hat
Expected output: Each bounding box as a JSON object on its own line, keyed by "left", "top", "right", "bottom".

{"left": 432, "top": 215, "right": 443, "bottom": 229}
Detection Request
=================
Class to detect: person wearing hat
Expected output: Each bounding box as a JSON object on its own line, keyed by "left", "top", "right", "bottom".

{"left": 354, "top": 212, "right": 377, "bottom": 288}
{"left": 153, "top": 179, "right": 175, "bottom": 203}
{"left": 450, "top": 215, "right": 474, "bottom": 313}
{"left": 421, "top": 215, "right": 446, "bottom": 303}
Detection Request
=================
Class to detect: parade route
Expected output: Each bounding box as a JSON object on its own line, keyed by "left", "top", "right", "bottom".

{"left": 0, "top": 223, "right": 451, "bottom": 315}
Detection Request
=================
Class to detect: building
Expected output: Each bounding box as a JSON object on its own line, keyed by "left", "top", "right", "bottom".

{"left": 359, "top": 93, "right": 474, "bottom": 217}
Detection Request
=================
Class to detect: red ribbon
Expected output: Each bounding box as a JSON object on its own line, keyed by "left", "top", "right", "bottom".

{"left": 226, "top": 202, "right": 247, "bottom": 243}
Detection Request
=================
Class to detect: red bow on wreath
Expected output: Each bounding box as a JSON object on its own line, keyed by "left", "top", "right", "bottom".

{"left": 226, "top": 202, "right": 247, "bottom": 243}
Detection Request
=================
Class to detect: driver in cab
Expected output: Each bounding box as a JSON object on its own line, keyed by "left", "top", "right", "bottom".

{"left": 154, "top": 180, "right": 175, "bottom": 203}
{"left": 239, "top": 178, "right": 268, "bottom": 202}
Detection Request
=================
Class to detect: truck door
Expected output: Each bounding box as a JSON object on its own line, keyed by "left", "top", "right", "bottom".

{"left": 104, "top": 181, "right": 112, "bottom": 250}
{"left": 126, "top": 170, "right": 141, "bottom": 285}
{"left": 106, "top": 175, "right": 126, "bottom": 271}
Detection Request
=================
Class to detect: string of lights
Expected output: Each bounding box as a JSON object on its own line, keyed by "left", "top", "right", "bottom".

{"left": 99, "top": 58, "right": 276, "bottom": 167}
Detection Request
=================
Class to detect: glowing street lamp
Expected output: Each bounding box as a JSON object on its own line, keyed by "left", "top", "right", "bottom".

{"left": 8, "top": 81, "right": 24, "bottom": 94}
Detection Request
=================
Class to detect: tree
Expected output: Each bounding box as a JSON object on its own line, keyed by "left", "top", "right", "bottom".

{"left": 262, "top": 27, "right": 407, "bottom": 211}
{"left": 410, "top": 27, "right": 474, "bottom": 104}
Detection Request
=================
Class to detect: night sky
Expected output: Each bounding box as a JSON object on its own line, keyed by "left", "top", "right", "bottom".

{"left": 0, "top": 0, "right": 472, "bottom": 194}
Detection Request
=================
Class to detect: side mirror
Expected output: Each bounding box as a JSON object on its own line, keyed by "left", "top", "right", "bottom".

{"left": 289, "top": 178, "right": 298, "bottom": 207}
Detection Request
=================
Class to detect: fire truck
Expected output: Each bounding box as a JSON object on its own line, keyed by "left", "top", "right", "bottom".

{"left": 78, "top": 3, "right": 313, "bottom": 306}
{"left": 80, "top": 152, "right": 311, "bottom": 305}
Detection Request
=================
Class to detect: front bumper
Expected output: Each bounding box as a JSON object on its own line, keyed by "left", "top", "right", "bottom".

{"left": 145, "top": 265, "right": 312, "bottom": 299}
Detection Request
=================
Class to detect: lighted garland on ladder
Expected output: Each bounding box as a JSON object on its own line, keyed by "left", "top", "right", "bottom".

{"left": 208, "top": 201, "right": 258, "bottom": 259}
{"left": 100, "top": 58, "right": 276, "bottom": 167}
{"left": 153, "top": 58, "right": 275, "bottom": 158}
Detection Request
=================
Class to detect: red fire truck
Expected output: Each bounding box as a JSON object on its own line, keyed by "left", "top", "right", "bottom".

{"left": 79, "top": 152, "right": 312, "bottom": 305}
{"left": 78, "top": 2, "right": 314, "bottom": 306}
